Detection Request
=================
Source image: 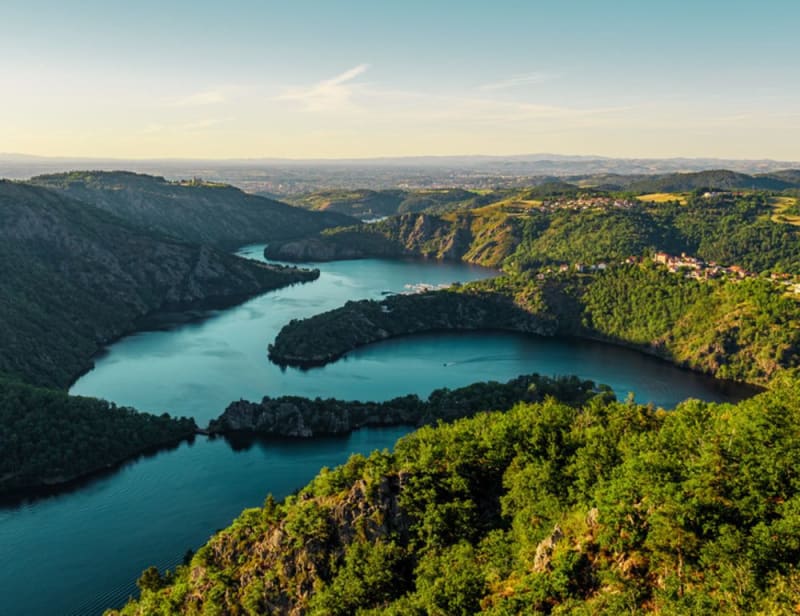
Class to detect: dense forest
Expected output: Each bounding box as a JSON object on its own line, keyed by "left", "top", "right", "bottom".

{"left": 108, "top": 378, "right": 800, "bottom": 615}
{"left": 0, "top": 375, "right": 195, "bottom": 492}
{"left": 211, "top": 374, "right": 607, "bottom": 437}
{"left": 268, "top": 288, "right": 556, "bottom": 367}
{"left": 270, "top": 263, "right": 800, "bottom": 386}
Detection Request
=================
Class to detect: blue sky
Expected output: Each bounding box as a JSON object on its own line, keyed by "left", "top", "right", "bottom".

{"left": 2, "top": 0, "right": 798, "bottom": 159}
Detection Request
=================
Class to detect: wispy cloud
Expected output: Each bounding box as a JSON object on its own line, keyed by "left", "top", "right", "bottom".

{"left": 351, "top": 85, "right": 630, "bottom": 127}
{"left": 166, "top": 89, "right": 230, "bottom": 107}
{"left": 479, "top": 72, "right": 553, "bottom": 91}
{"left": 277, "top": 64, "right": 370, "bottom": 111}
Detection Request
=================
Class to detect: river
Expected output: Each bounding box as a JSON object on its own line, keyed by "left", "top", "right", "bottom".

{"left": 0, "top": 247, "right": 753, "bottom": 615}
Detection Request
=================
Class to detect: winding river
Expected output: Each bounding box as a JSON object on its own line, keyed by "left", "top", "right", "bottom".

{"left": 1, "top": 247, "right": 754, "bottom": 616}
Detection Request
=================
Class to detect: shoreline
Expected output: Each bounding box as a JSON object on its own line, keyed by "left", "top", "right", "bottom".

{"left": 0, "top": 432, "right": 198, "bottom": 503}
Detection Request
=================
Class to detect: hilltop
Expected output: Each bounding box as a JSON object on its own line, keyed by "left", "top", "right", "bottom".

{"left": 30, "top": 171, "right": 356, "bottom": 249}
{"left": 286, "top": 188, "right": 489, "bottom": 219}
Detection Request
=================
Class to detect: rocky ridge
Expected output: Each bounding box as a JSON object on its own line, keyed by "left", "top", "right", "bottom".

{"left": 209, "top": 374, "right": 604, "bottom": 437}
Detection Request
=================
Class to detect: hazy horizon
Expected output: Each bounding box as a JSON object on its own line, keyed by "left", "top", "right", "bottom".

{"left": 3, "top": 151, "right": 800, "bottom": 165}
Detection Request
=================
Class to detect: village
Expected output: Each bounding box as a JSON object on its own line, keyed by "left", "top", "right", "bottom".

{"left": 540, "top": 195, "right": 639, "bottom": 211}
{"left": 530, "top": 251, "right": 800, "bottom": 296}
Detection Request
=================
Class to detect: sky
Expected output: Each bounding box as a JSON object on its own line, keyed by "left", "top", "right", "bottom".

{"left": 2, "top": 0, "right": 799, "bottom": 160}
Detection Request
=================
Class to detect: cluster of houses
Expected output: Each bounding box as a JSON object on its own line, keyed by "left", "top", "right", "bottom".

{"left": 529, "top": 253, "right": 800, "bottom": 297}
{"left": 652, "top": 252, "right": 800, "bottom": 294}
{"left": 652, "top": 252, "right": 752, "bottom": 281}
{"left": 540, "top": 196, "right": 639, "bottom": 211}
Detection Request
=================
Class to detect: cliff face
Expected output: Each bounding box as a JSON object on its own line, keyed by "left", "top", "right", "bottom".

{"left": 268, "top": 289, "right": 557, "bottom": 367}
{"left": 263, "top": 212, "right": 519, "bottom": 267}
{"left": 30, "top": 171, "right": 356, "bottom": 249}
{"left": 0, "top": 181, "right": 318, "bottom": 388}
{"left": 212, "top": 397, "right": 419, "bottom": 437}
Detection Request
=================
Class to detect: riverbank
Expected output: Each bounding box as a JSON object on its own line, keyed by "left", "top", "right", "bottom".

{"left": 268, "top": 289, "right": 557, "bottom": 367}
{"left": 0, "top": 376, "right": 198, "bottom": 495}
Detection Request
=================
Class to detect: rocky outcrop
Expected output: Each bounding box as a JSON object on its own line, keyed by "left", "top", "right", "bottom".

{"left": 209, "top": 374, "right": 604, "bottom": 437}
{"left": 262, "top": 212, "right": 493, "bottom": 263}
{"left": 267, "top": 289, "right": 557, "bottom": 368}
{"left": 211, "top": 396, "right": 422, "bottom": 437}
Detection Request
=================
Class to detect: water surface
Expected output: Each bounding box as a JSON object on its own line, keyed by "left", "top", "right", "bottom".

{"left": 1, "top": 248, "right": 752, "bottom": 615}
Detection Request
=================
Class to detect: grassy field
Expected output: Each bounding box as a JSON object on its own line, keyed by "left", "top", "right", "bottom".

{"left": 636, "top": 192, "right": 688, "bottom": 205}
{"left": 770, "top": 196, "right": 800, "bottom": 226}
{"left": 468, "top": 197, "right": 542, "bottom": 217}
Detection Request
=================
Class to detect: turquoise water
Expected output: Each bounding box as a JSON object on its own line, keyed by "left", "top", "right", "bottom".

{"left": 0, "top": 249, "right": 752, "bottom": 615}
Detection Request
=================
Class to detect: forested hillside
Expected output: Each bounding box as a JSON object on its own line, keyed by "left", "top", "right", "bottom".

{"left": 270, "top": 264, "right": 800, "bottom": 385}
{"left": 0, "top": 375, "right": 196, "bottom": 492}
{"left": 265, "top": 191, "right": 800, "bottom": 275}
{"left": 287, "top": 188, "right": 487, "bottom": 219}
{"left": 109, "top": 380, "right": 800, "bottom": 615}
{"left": 0, "top": 181, "right": 318, "bottom": 389}
{"left": 31, "top": 171, "right": 356, "bottom": 249}
{"left": 0, "top": 180, "right": 322, "bottom": 492}
{"left": 211, "top": 374, "right": 604, "bottom": 437}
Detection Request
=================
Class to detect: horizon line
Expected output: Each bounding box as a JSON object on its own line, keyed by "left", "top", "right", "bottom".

{"left": 2, "top": 151, "right": 799, "bottom": 165}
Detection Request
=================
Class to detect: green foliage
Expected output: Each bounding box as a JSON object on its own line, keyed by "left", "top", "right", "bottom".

{"left": 111, "top": 380, "right": 800, "bottom": 615}
{"left": 308, "top": 541, "right": 408, "bottom": 615}
{"left": 581, "top": 263, "right": 708, "bottom": 344}
{"left": 0, "top": 375, "right": 196, "bottom": 492}
{"left": 278, "top": 190, "right": 800, "bottom": 277}
{"left": 137, "top": 567, "right": 166, "bottom": 593}
{"left": 270, "top": 261, "right": 800, "bottom": 386}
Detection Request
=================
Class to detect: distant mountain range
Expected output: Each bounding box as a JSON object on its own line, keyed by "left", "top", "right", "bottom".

{"left": 2, "top": 153, "right": 799, "bottom": 194}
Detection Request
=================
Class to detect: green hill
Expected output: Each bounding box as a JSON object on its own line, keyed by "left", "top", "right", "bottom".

{"left": 31, "top": 171, "right": 356, "bottom": 249}
{"left": 288, "top": 188, "right": 488, "bottom": 219}
{"left": 265, "top": 191, "right": 800, "bottom": 275}
{"left": 108, "top": 379, "right": 800, "bottom": 615}
{"left": 627, "top": 169, "right": 798, "bottom": 193}
{"left": 268, "top": 264, "right": 800, "bottom": 386}
{"left": 0, "top": 180, "right": 321, "bottom": 492}
{"left": 0, "top": 375, "right": 196, "bottom": 492}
